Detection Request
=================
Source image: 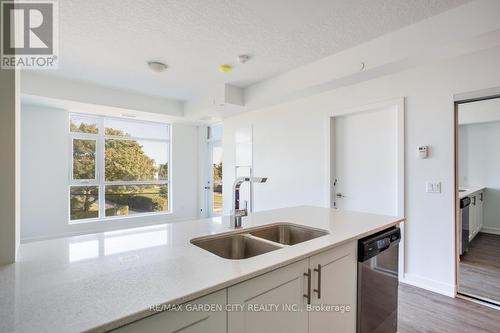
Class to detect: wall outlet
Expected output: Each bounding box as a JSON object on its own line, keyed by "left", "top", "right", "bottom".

{"left": 426, "top": 181, "right": 441, "bottom": 193}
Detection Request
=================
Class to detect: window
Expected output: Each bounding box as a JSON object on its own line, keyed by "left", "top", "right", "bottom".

{"left": 69, "top": 114, "right": 170, "bottom": 222}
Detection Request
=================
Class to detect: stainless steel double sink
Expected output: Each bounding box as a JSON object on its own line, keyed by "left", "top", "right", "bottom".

{"left": 191, "top": 223, "right": 329, "bottom": 260}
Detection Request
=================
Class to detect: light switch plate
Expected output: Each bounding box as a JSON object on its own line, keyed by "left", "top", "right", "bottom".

{"left": 426, "top": 181, "right": 441, "bottom": 193}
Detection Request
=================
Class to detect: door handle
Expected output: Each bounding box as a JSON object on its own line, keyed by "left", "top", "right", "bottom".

{"left": 336, "top": 193, "right": 344, "bottom": 198}
{"left": 304, "top": 269, "right": 312, "bottom": 305}
{"left": 313, "top": 264, "right": 322, "bottom": 299}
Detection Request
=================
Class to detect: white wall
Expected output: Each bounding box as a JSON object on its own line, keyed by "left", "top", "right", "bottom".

{"left": 459, "top": 120, "right": 500, "bottom": 235}
{"left": 223, "top": 46, "right": 500, "bottom": 296}
{"left": 21, "top": 105, "right": 199, "bottom": 241}
{"left": 0, "top": 68, "right": 20, "bottom": 264}
{"left": 225, "top": 105, "right": 327, "bottom": 212}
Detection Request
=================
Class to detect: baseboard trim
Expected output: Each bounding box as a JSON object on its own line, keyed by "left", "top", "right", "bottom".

{"left": 480, "top": 226, "right": 500, "bottom": 235}
{"left": 401, "top": 273, "right": 455, "bottom": 297}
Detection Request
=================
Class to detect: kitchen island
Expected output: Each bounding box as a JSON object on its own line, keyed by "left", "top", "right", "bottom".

{"left": 0, "top": 206, "right": 403, "bottom": 333}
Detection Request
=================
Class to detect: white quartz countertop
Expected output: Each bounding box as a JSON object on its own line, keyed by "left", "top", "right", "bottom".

{"left": 459, "top": 186, "right": 485, "bottom": 199}
{"left": 0, "top": 206, "right": 403, "bottom": 333}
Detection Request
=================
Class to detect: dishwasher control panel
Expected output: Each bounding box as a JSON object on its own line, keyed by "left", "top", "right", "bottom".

{"left": 358, "top": 227, "right": 401, "bottom": 262}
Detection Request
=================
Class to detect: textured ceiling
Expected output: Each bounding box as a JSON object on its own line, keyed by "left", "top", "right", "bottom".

{"left": 40, "top": 0, "right": 470, "bottom": 101}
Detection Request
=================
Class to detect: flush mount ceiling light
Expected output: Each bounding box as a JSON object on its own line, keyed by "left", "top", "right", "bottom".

{"left": 218, "top": 64, "right": 232, "bottom": 73}
{"left": 147, "top": 61, "right": 168, "bottom": 73}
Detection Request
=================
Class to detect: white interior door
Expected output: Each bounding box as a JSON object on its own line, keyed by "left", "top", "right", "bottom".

{"left": 331, "top": 105, "right": 403, "bottom": 216}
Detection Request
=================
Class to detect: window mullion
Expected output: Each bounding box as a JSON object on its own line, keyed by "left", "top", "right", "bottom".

{"left": 98, "top": 117, "right": 106, "bottom": 219}
{"left": 104, "top": 134, "right": 169, "bottom": 143}
{"left": 70, "top": 132, "right": 99, "bottom": 140}
{"left": 104, "top": 180, "right": 168, "bottom": 186}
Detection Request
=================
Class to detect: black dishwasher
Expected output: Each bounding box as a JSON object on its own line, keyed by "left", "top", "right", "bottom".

{"left": 357, "top": 227, "right": 401, "bottom": 333}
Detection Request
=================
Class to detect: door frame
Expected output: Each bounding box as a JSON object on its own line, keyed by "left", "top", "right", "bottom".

{"left": 207, "top": 139, "right": 223, "bottom": 217}
{"left": 324, "top": 97, "right": 406, "bottom": 279}
{"left": 453, "top": 88, "right": 500, "bottom": 302}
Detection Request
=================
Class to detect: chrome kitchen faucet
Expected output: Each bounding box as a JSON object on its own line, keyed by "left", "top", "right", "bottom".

{"left": 231, "top": 177, "right": 267, "bottom": 228}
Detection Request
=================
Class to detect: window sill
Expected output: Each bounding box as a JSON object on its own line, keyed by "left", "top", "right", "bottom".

{"left": 68, "top": 211, "right": 173, "bottom": 225}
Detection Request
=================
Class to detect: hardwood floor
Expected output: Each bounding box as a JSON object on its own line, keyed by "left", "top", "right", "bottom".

{"left": 398, "top": 284, "right": 500, "bottom": 333}
{"left": 459, "top": 232, "right": 500, "bottom": 303}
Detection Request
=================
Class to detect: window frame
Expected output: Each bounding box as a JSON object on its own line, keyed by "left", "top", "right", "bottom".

{"left": 207, "top": 124, "right": 223, "bottom": 217}
{"left": 69, "top": 113, "right": 172, "bottom": 223}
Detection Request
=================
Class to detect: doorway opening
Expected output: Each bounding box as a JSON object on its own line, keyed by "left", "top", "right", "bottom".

{"left": 327, "top": 99, "right": 406, "bottom": 279}
{"left": 207, "top": 124, "right": 223, "bottom": 217}
{"left": 455, "top": 94, "right": 500, "bottom": 306}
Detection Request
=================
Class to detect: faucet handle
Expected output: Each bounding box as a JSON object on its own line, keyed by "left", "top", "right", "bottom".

{"left": 235, "top": 201, "right": 248, "bottom": 217}
{"left": 233, "top": 201, "right": 248, "bottom": 218}
{"left": 230, "top": 205, "right": 247, "bottom": 228}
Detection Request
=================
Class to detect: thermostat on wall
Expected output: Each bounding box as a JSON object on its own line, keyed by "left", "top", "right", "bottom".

{"left": 418, "top": 146, "right": 429, "bottom": 159}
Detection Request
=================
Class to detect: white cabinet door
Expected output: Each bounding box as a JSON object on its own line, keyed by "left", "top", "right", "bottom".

{"left": 469, "top": 195, "right": 477, "bottom": 241}
{"left": 112, "top": 290, "right": 226, "bottom": 333}
{"left": 478, "top": 191, "right": 484, "bottom": 232}
{"left": 309, "top": 242, "right": 357, "bottom": 333}
{"left": 474, "top": 194, "right": 479, "bottom": 236}
{"left": 228, "top": 259, "right": 309, "bottom": 333}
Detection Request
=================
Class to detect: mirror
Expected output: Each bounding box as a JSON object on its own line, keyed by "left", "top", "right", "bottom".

{"left": 457, "top": 96, "right": 500, "bottom": 305}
